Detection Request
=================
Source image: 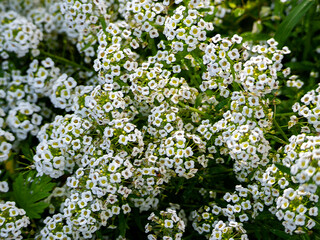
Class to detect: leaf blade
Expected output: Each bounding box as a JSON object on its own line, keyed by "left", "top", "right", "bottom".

{"left": 274, "top": 0, "right": 315, "bottom": 47}
{"left": 12, "top": 171, "right": 56, "bottom": 219}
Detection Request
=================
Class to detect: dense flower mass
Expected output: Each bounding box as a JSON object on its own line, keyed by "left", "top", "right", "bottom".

{"left": 145, "top": 208, "right": 185, "bottom": 240}
{"left": 0, "top": 0, "right": 319, "bottom": 239}
{"left": 0, "top": 201, "right": 30, "bottom": 239}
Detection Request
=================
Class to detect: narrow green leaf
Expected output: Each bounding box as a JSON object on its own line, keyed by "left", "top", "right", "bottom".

{"left": 81, "top": 41, "right": 93, "bottom": 52}
{"left": 99, "top": 17, "right": 108, "bottom": 35}
{"left": 96, "top": 230, "right": 103, "bottom": 239}
{"left": 133, "top": 209, "right": 144, "bottom": 233}
{"left": 194, "top": 94, "right": 202, "bottom": 108}
{"left": 300, "top": 234, "right": 311, "bottom": 240}
{"left": 119, "top": 212, "right": 128, "bottom": 237}
{"left": 20, "top": 138, "right": 35, "bottom": 163}
{"left": 241, "top": 32, "right": 272, "bottom": 42}
{"left": 203, "top": 13, "right": 215, "bottom": 22}
{"left": 247, "top": 169, "right": 257, "bottom": 181}
{"left": 266, "top": 134, "right": 288, "bottom": 145}
{"left": 261, "top": 227, "right": 271, "bottom": 240}
{"left": 273, "top": 118, "right": 289, "bottom": 143}
{"left": 254, "top": 227, "right": 262, "bottom": 240}
{"left": 285, "top": 61, "right": 316, "bottom": 71}
{"left": 274, "top": 0, "right": 315, "bottom": 47}
{"left": 270, "top": 228, "right": 292, "bottom": 239}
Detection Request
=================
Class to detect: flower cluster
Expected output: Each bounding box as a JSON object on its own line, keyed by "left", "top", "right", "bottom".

{"left": 202, "top": 36, "right": 291, "bottom": 97}
{"left": 192, "top": 204, "right": 249, "bottom": 239}
{"left": 0, "top": 0, "right": 319, "bottom": 239}
{"left": 210, "top": 90, "right": 273, "bottom": 182}
{"left": 191, "top": 131, "right": 320, "bottom": 237}
{"left": 0, "top": 7, "right": 43, "bottom": 58}
{"left": 59, "top": 0, "right": 125, "bottom": 63}
{"left": 50, "top": 73, "right": 78, "bottom": 111}
{"left": 73, "top": 84, "right": 136, "bottom": 124}
{"left": 6, "top": 101, "right": 43, "bottom": 140}
{"left": 0, "top": 117, "right": 15, "bottom": 163}
{"left": 292, "top": 84, "right": 320, "bottom": 133}
{"left": 191, "top": 184, "right": 261, "bottom": 239}
{"left": 38, "top": 152, "right": 135, "bottom": 239}
{"left": 34, "top": 113, "right": 95, "bottom": 178}
{"left": 0, "top": 57, "right": 57, "bottom": 145}
{"left": 275, "top": 134, "right": 320, "bottom": 233}
{"left": 145, "top": 209, "right": 185, "bottom": 240}
{"left": 27, "top": 58, "right": 61, "bottom": 97}
{"left": 0, "top": 201, "right": 30, "bottom": 240}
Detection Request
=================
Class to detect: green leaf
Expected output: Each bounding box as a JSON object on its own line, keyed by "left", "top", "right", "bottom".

{"left": 265, "top": 134, "right": 288, "bottom": 145}
{"left": 133, "top": 209, "right": 144, "bottom": 233}
{"left": 203, "top": 13, "right": 215, "bottom": 22}
{"left": 12, "top": 171, "right": 56, "bottom": 219}
{"left": 119, "top": 212, "right": 128, "bottom": 237}
{"left": 262, "top": 21, "right": 277, "bottom": 31}
{"left": 95, "top": 230, "right": 103, "bottom": 239}
{"left": 274, "top": 163, "right": 291, "bottom": 175}
{"left": 194, "top": 94, "right": 202, "bottom": 109}
{"left": 254, "top": 227, "right": 262, "bottom": 240}
{"left": 215, "top": 99, "right": 229, "bottom": 111}
{"left": 274, "top": 0, "right": 315, "bottom": 48}
{"left": 99, "top": 16, "right": 108, "bottom": 35}
{"left": 228, "top": 2, "right": 237, "bottom": 9}
{"left": 205, "top": 89, "right": 214, "bottom": 97}
{"left": 20, "top": 139, "right": 34, "bottom": 163}
{"left": 81, "top": 41, "right": 94, "bottom": 52}
{"left": 285, "top": 61, "right": 316, "bottom": 71}
{"left": 241, "top": 32, "right": 270, "bottom": 42}
{"left": 234, "top": 8, "right": 245, "bottom": 17}
{"left": 270, "top": 228, "right": 292, "bottom": 239}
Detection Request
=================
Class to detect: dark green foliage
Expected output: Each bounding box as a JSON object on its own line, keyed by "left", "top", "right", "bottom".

{"left": 275, "top": 0, "right": 315, "bottom": 47}
{"left": 12, "top": 171, "right": 56, "bottom": 219}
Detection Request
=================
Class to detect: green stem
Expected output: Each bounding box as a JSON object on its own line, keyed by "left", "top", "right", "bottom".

{"left": 265, "top": 134, "right": 288, "bottom": 145}
{"left": 226, "top": 55, "right": 236, "bottom": 81}
{"left": 178, "top": 102, "right": 206, "bottom": 115}
{"left": 40, "top": 50, "right": 94, "bottom": 72}
{"left": 273, "top": 118, "right": 289, "bottom": 144}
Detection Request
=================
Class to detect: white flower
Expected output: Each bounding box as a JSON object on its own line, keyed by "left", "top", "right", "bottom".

{"left": 164, "top": 219, "right": 173, "bottom": 228}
